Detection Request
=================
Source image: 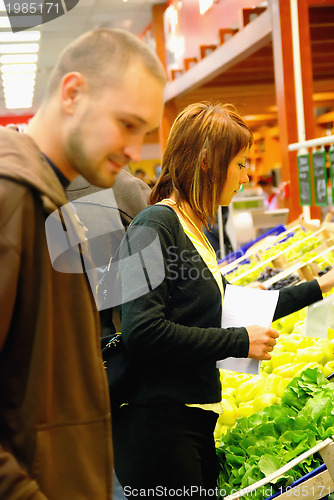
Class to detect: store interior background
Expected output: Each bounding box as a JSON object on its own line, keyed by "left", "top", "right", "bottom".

{"left": 1, "top": 0, "right": 334, "bottom": 253}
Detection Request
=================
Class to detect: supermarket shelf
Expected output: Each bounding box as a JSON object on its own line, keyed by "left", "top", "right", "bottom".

{"left": 223, "top": 227, "right": 334, "bottom": 284}
{"left": 224, "top": 437, "right": 334, "bottom": 500}
{"left": 263, "top": 242, "right": 334, "bottom": 289}
{"left": 218, "top": 223, "right": 301, "bottom": 276}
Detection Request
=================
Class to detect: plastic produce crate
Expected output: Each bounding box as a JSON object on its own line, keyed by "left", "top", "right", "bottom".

{"left": 219, "top": 248, "right": 246, "bottom": 265}
{"left": 218, "top": 225, "right": 287, "bottom": 266}
{"left": 239, "top": 224, "right": 287, "bottom": 254}
{"left": 265, "top": 464, "right": 327, "bottom": 500}
{"left": 223, "top": 437, "right": 334, "bottom": 500}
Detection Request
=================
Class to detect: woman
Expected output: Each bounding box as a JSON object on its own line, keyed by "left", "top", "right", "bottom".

{"left": 113, "top": 102, "right": 334, "bottom": 498}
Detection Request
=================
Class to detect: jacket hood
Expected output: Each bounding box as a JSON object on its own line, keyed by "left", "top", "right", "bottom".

{"left": 0, "top": 127, "right": 68, "bottom": 212}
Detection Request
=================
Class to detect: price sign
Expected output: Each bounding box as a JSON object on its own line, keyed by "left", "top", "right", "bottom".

{"left": 297, "top": 154, "right": 312, "bottom": 206}
{"left": 312, "top": 150, "right": 328, "bottom": 206}
{"left": 330, "top": 148, "right": 334, "bottom": 203}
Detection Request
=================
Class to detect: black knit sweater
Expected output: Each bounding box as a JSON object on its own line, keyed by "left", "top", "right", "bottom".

{"left": 119, "top": 205, "right": 322, "bottom": 405}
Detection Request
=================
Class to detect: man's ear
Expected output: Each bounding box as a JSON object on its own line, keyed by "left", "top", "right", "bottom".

{"left": 60, "top": 72, "right": 86, "bottom": 114}
{"left": 200, "top": 148, "right": 208, "bottom": 172}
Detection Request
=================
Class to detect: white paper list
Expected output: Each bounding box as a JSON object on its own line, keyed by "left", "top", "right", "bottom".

{"left": 217, "top": 284, "right": 279, "bottom": 374}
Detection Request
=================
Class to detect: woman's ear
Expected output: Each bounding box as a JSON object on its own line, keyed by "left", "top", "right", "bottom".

{"left": 200, "top": 149, "right": 208, "bottom": 172}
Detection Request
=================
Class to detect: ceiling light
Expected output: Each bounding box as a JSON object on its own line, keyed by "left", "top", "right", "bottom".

{"left": 0, "top": 53, "right": 38, "bottom": 63}
{"left": 2, "top": 69, "right": 36, "bottom": 110}
{"left": 3, "top": 74, "right": 36, "bottom": 87}
{"left": 4, "top": 88, "right": 35, "bottom": 100}
{"left": 4, "top": 82, "right": 35, "bottom": 107}
{"left": 0, "top": 43, "right": 39, "bottom": 54}
{"left": 5, "top": 99, "right": 34, "bottom": 109}
{"left": 4, "top": 85, "right": 35, "bottom": 97}
{"left": 0, "top": 16, "right": 10, "bottom": 27}
{"left": 1, "top": 63, "right": 37, "bottom": 73}
{"left": 0, "top": 31, "right": 41, "bottom": 42}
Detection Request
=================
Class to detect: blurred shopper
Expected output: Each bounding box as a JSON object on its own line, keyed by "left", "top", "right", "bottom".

{"left": 257, "top": 175, "right": 281, "bottom": 210}
{"left": 204, "top": 207, "right": 234, "bottom": 259}
{"left": 133, "top": 168, "right": 147, "bottom": 181}
{"left": 67, "top": 168, "right": 151, "bottom": 335}
{"left": 0, "top": 28, "right": 165, "bottom": 499}
{"left": 112, "top": 102, "right": 334, "bottom": 498}
{"left": 134, "top": 167, "right": 156, "bottom": 187}
{"left": 67, "top": 168, "right": 151, "bottom": 500}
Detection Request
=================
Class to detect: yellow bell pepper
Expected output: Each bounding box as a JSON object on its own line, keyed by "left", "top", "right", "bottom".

{"left": 321, "top": 360, "right": 334, "bottom": 377}
{"left": 296, "top": 347, "right": 326, "bottom": 365}
{"left": 235, "top": 375, "right": 266, "bottom": 404}
{"left": 272, "top": 362, "right": 305, "bottom": 378}
{"left": 262, "top": 373, "right": 281, "bottom": 395}
{"left": 219, "top": 399, "right": 239, "bottom": 426}
{"left": 294, "top": 362, "right": 324, "bottom": 377}
{"left": 276, "top": 378, "right": 292, "bottom": 398}
{"left": 253, "top": 393, "right": 278, "bottom": 412}
{"left": 238, "top": 402, "right": 254, "bottom": 418}
{"left": 328, "top": 328, "right": 334, "bottom": 340}
{"left": 221, "top": 388, "right": 236, "bottom": 401}
{"left": 271, "top": 351, "right": 296, "bottom": 369}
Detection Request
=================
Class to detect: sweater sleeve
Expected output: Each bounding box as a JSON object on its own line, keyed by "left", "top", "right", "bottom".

{"left": 273, "top": 279, "right": 323, "bottom": 320}
{"left": 119, "top": 211, "right": 249, "bottom": 363}
{"left": 222, "top": 276, "right": 323, "bottom": 322}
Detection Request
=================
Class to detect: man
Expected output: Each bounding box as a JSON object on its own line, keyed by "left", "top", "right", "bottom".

{"left": 0, "top": 28, "right": 165, "bottom": 499}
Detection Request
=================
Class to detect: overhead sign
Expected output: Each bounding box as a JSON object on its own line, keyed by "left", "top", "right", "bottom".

{"left": 330, "top": 147, "right": 334, "bottom": 205}
{"left": 297, "top": 154, "right": 312, "bottom": 206}
{"left": 312, "top": 150, "right": 328, "bottom": 206}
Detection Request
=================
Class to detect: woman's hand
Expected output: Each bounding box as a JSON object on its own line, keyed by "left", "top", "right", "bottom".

{"left": 316, "top": 268, "right": 334, "bottom": 294}
{"left": 246, "top": 325, "right": 279, "bottom": 360}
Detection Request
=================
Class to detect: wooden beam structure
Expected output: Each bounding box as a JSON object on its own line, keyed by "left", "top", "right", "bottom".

{"left": 164, "top": 10, "right": 272, "bottom": 102}
{"left": 271, "top": 0, "right": 301, "bottom": 221}
{"left": 151, "top": 0, "right": 334, "bottom": 224}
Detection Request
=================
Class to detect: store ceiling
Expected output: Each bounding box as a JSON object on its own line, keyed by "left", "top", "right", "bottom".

{"left": 176, "top": 42, "right": 334, "bottom": 120}
{"left": 170, "top": 5, "right": 334, "bottom": 130}
{"left": 0, "top": 0, "right": 159, "bottom": 116}
{"left": 0, "top": 1, "right": 334, "bottom": 125}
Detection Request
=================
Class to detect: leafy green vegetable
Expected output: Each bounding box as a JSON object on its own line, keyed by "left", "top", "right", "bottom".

{"left": 216, "top": 368, "right": 334, "bottom": 500}
{"left": 258, "top": 454, "right": 281, "bottom": 477}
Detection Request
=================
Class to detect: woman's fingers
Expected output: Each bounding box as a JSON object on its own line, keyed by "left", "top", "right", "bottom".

{"left": 246, "top": 325, "right": 279, "bottom": 360}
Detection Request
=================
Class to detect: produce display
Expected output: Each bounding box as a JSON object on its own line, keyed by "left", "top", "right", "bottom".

{"left": 214, "top": 222, "right": 334, "bottom": 499}
{"left": 260, "top": 231, "right": 321, "bottom": 262}
{"left": 319, "top": 265, "right": 333, "bottom": 276}
{"left": 223, "top": 261, "right": 272, "bottom": 286}
{"left": 222, "top": 227, "right": 334, "bottom": 287}
{"left": 215, "top": 305, "right": 334, "bottom": 440}
{"left": 257, "top": 267, "right": 282, "bottom": 282}
{"left": 266, "top": 274, "right": 301, "bottom": 290}
{"left": 256, "top": 267, "right": 301, "bottom": 290}
{"left": 216, "top": 368, "right": 334, "bottom": 499}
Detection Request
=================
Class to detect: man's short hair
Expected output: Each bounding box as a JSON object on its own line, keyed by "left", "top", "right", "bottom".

{"left": 46, "top": 28, "right": 166, "bottom": 98}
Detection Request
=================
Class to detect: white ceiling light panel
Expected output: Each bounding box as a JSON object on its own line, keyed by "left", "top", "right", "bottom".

{"left": 0, "top": 31, "right": 41, "bottom": 42}
{"left": 0, "top": 43, "right": 39, "bottom": 54}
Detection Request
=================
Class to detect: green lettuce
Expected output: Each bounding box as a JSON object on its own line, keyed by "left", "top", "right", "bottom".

{"left": 216, "top": 368, "right": 334, "bottom": 500}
